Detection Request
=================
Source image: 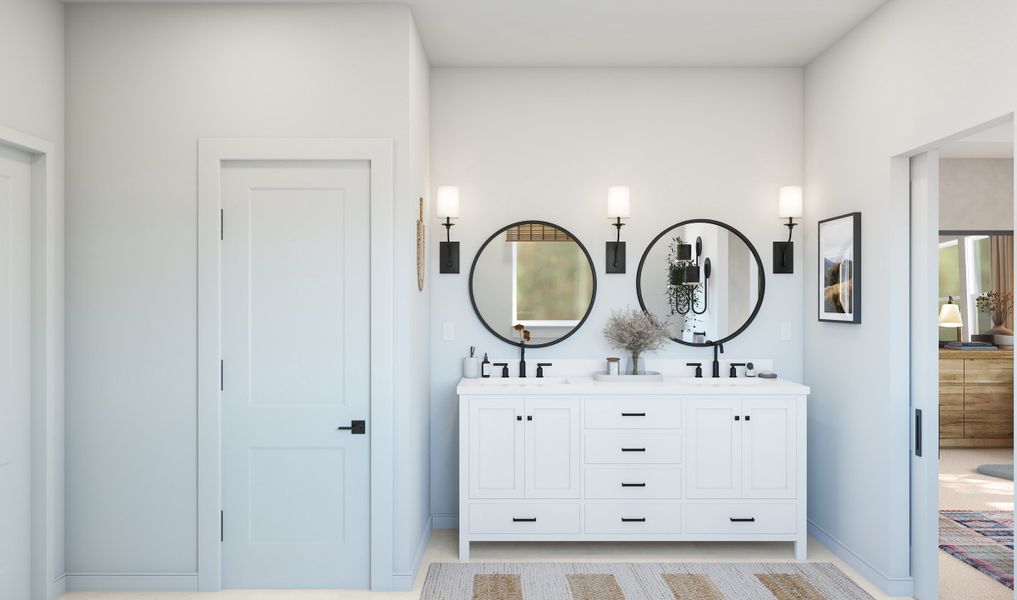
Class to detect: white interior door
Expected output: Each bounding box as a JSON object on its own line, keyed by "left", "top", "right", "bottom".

{"left": 909, "top": 151, "right": 940, "bottom": 600}
{"left": 221, "top": 159, "right": 371, "bottom": 589}
{"left": 0, "top": 144, "right": 32, "bottom": 600}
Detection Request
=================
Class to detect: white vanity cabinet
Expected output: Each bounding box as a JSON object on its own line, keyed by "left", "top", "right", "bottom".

{"left": 457, "top": 377, "right": 809, "bottom": 561}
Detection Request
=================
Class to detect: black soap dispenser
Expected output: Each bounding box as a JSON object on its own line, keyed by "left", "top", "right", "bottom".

{"left": 481, "top": 353, "right": 491, "bottom": 378}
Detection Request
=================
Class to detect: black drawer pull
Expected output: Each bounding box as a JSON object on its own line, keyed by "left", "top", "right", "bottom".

{"left": 621, "top": 482, "right": 646, "bottom": 487}
{"left": 730, "top": 517, "right": 756, "bottom": 523}
{"left": 512, "top": 517, "right": 537, "bottom": 522}
{"left": 621, "top": 447, "right": 646, "bottom": 452}
{"left": 621, "top": 412, "right": 646, "bottom": 417}
{"left": 621, "top": 517, "right": 646, "bottom": 522}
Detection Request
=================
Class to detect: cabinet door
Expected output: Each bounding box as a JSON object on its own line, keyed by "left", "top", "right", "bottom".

{"left": 686, "top": 398, "right": 741, "bottom": 498}
{"left": 525, "top": 398, "right": 580, "bottom": 498}
{"left": 469, "top": 398, "right": 524, "bottom": 498}
{"left": 742, "top": 398, "right": 796, "bottom": 498}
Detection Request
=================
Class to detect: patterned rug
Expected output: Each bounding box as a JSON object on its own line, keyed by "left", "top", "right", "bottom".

{"left": 939, "top": 510, "right": 1014, "bottom": 589}
{"left": 421, "top": 562, "right": 875, "bottom": 599}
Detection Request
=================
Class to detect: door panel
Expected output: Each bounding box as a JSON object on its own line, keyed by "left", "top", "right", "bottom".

{"left": 524, "top": 398, "right": 579, "bottom": 498}
{"left": 742, "top": 398, "right": 796, "bottom": 498}
{"left": 0, "top": 145, "right": 31, "bottom": 600}
{"left": 469, "top": 399, "right": 524, "bottom": 498}
{"left": 686, "top": 398, "right": 741, "bottom": 498}
{"left": 222, "top": 160, "right": 370, "bottom": 589}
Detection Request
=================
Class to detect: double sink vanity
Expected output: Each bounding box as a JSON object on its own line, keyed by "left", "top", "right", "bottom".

{"left": 457, "top": 217, "right": 809, "bottom": 560}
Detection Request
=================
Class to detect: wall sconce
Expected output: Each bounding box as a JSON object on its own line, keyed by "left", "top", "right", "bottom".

{"left": 773, "top": 186, "right": 803, "bottom": 274}
{"left": 436, "top": 186, "right": 460, "bottom": 274}
{"left": 606, "top": 186, "right": 630, "bottom": 274}
{"left": 673, "top": 237, "right": 710, "bottom": 315}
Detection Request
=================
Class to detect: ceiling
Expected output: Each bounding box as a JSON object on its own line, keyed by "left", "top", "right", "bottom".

{"left": 61, "top": 0, "right": 891, "bottom": 67}
{"left": 940, "top": 122, "right": 1014, "bottom": 159}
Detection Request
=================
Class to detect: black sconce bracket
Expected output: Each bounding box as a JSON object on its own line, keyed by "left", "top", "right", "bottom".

{"left": 606, "top": 217, "right": 626, "bottom": 274}
{"left": 440, "top": 217, "right": 460, "bottom": 274}
{"left": 772, "top": 218, "right": 797, "bottom": 274}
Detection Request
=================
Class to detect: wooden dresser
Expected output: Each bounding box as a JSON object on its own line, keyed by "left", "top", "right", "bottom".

{"left": 939, "top": 348, "right": 1014, "bottom": 448}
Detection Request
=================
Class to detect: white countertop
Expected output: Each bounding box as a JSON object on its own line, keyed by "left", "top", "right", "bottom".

{"left": 456, "top": 375, "right": 810, "bottom": 396}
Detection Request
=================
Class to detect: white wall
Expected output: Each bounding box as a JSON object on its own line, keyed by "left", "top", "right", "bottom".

{"left": 0, "top": 1, "right": 65, "bottom": 598}
{"left": 940, "top": 158, "right": 1014, "bottom": 231}
{"left": 65, "top": 3, "right": 430, "bottom": 589}
{"left": 803, "top": 0, "right": 1017, "bottom": 594}
{"left": 429, "top": 68, "right": 804, "bottom": 523}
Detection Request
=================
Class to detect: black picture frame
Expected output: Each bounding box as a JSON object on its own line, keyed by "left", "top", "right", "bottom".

{"left": 468, "top": 220, "right": 598, "bottom": 349}
{"left": 817, "top": 212, "right": 862, "bottom": 324}
{"left": 635, "top": 219, "right": 766, "bottom": 347}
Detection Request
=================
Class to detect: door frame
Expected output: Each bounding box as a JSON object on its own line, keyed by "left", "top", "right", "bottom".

{"left": 196, "top": 139, "right": 395, "bottom": 591}
{"left": 0, "top": 123, "right": 62, "bottom": 600}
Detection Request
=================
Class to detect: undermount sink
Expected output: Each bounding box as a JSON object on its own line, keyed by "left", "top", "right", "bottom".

{"left": 472, "top": 377, "right": 571, "bottom": 387}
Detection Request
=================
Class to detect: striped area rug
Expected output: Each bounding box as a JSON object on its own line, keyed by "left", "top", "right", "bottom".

{"left": 939, "top": 510, "right": 1014, "bottom": 589}
{"left": 421, "top": 562, "right": 875, "bottom": 599}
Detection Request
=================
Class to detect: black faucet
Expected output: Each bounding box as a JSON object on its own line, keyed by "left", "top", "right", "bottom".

{"left": 493, "top": 362, "right": 509, "bottom": 378}
{"left": 710, "top": 342, "right": 725, "bottom": 378}
{"left": 686, "top": 362, "right": 703, "bottom": 378}
{"left": 536, "top": 362, "right": 552, "bottom": 378}
{"left": 518, "top": 343, "right": 526, "bottom": 378}
{"left": 729, "top": 362, "right": 746, "bottom": 378}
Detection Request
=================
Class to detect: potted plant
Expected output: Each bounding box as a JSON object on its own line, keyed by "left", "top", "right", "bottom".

{"left": 977, "top": 290, "right": 1014, "bottom": 337}
{"left": 603, "top": 309, "right": 671, "bottom": 375}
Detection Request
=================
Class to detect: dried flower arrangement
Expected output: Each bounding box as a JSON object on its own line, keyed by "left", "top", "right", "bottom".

{"left": 976, "top": 290, "right": 1014, "bottom": 333}
{"left": 602, "top": 309, "right": 671, "bottom": 375}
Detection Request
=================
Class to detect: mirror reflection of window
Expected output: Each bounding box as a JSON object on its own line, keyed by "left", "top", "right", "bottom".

{"left": 938, "top": 233, "right": 1014, "bottom": 341}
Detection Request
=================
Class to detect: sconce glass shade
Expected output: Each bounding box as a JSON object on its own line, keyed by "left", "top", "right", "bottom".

{"left": 778, "top": 186, "right": 803, "bottom": 219}
{"left": 938, "top": 302, "right": 963, "bottom": 328}
{"left": 607, "top": 186, "right": 631, "bottom": 219}
{"left": 683, "top": 263, "right": 701, "bottom": 285}
{"left": 436, "top": 186, "right": 460, "bottom": 219}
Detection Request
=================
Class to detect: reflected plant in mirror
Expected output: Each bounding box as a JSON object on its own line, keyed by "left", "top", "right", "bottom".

{"left": 602, "top": 309, "right": 671, "bottom": 375}
{"left": 637, "top": 219, "right": 765, "bottom": 346}
{"left": 469, "top": 221, "right": 597, "bottom": 348}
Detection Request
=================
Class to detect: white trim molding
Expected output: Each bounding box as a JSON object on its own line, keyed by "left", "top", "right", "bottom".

{"left": 808, "top": 520, "right": 914, "bottom": 597}
{"left": 0, "top": 123, "right": 64, "bottom": 600}
{"left": 196, "top": 138, "right": 395, "bottom": 591}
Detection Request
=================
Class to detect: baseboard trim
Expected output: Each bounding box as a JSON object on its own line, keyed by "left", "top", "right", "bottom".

{"left": 807, "top": 520, "right": 913, "bottom": 597}
{"left": 392, "top": 515, "right": 432, "bottom": 591}
{"left": 49, "top": 573, "right": 66, "bottom": 600}
{"left": 432, "top": 513, "right": 458, "bottom": 529}
{"left": 64, "top": 573, "right": 198, "bottom": 592}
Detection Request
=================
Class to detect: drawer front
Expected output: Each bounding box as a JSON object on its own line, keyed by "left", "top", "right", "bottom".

{"left": 585, "top": 503, "right": 682, "bottom": 534}
{"left": 940, "top": 359, "right": 964, "bottom": 383}
{"left": 963, "top": 386, "right": 1013, "bottom": 411}
{"left": 965, "top": 359, "right": 1014, "bottom": 384}
{"left": 685, "top": 503, "right": 797, "bottom": 534}
{"left": 965, "top": 412, "right": 1013, "bottom": 439}
{"left": 585, "top": 433, "right": 682, "bottom": 464}
{"left": 939, "top": 384, "right": 964, "bottom": 411}
{"left": 585, "top": 398, "right": 682, "bottom": 429}
{"left": 940, "top": 411, "right": 964, "bottom": 439}
{"left": 469, "top": 503, "right": 580, "bottom": 534}
{"left": 585, "top": 467, "right": 682, "bottom": 499}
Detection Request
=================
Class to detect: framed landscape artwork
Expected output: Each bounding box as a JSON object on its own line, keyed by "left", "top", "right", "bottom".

{"left": 818, "top": 212, "right": 861, "bottom": 323}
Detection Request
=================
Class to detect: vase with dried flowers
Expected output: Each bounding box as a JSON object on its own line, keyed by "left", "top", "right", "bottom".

{"left": 976, "top": 290, "right": 1014, "bottom": 336}
{"left": 602, "top": 309, "right": 671, "bottom": 375}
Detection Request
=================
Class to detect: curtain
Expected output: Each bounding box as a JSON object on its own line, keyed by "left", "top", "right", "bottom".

{"left": 989, "top": 235, "right": 1014, "bottom": 330}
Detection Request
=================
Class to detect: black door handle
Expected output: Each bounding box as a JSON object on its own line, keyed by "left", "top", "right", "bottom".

{"left": 337, "top": 420, "right": 366, "bottom": 434}
{"left": 621, "top": 412, "right": 646, "bottom": 417}
{"left": 621, "top": 517, "right": 646, "bottom": 522}
{"left": 621, "top": 447, "right": 646, "bottom": 452}
{"left": 512, "top": 517, "right": 536, "bottom": 522}
{"left": 730, "top": 517, "right": 756, "bottom": 522}
{"left": 621, "top": 482, "right": 646, "bottom": 487}
{"left": 915, "top": 408, "right": 923, "bottom": 457}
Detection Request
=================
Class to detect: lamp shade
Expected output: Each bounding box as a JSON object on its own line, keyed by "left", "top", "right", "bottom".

{"left": 607, "top": 186, "right": 631, "bottom": 219}
{"left": 938, "top": 303, "right": 963, "bottom": 328}
{"left": 436, "top": 186, "right": 460, "bottom": 219}
{"left": 778, "top": 186, "right": 803, "bottom": 219}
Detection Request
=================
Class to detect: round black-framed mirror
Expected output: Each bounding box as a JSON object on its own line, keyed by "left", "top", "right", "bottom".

{"left": 469, "top": 220, "right": 598, "bottom": 349}
{"left": 636, "top": 219, "right": 765, "bottom": 347}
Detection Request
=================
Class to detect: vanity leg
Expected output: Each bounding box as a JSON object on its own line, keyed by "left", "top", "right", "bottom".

{"left": 458, "top": 534, "right": 470, "bottom": 561}
{"left": 794, "top": 537, "right": 807, "bottom": 561}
